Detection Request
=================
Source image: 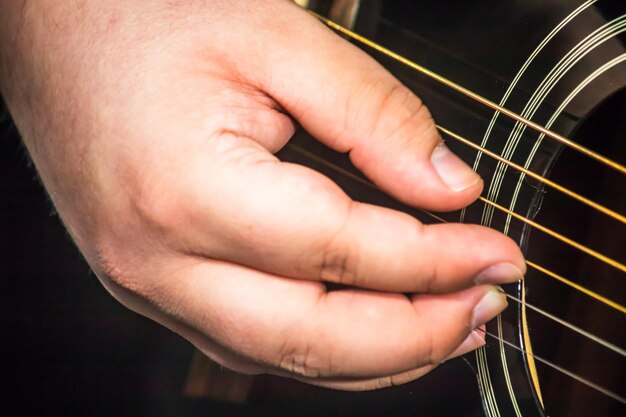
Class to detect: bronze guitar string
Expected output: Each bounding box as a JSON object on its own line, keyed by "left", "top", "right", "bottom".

{"left": 478, "top": 194, "right": 625, "bottom": 273}
{"left": 310, "top": 11, "right": 626, "bottom": 176}
{"left": 525, "top": 260, "right": 625, "bottom": 314}
{"left": 437, "top": 125, "right": 626, "bottom": 225}
{"left": 437, "top": 124, "right": 625, "bottom": 272}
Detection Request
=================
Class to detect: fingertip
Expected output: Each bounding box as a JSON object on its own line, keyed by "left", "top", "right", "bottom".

{"left": 466, "top": 227, "right": 526, "bottom": 286}
{"left": 370, "top": 150, "right": 484, "bottom": 213}
{"left": 447, "top": 326, "right": 486, "bottom": 360}
{"left": 471, "top": 286, "right": 508, "bottom": 329}
{"left": 474, "top": 262, "right": 525, "bottom": 285}
{"left": 430, "top": 143, "right": 482, "bottom": 193}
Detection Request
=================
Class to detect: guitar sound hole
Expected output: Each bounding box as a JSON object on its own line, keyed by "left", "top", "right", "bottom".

{"left": 525, "top": 88, "right": 626, "bottom": 417}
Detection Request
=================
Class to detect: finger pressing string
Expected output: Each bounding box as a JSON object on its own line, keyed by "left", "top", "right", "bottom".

{"left": 286, "top": 143, "right": 626, "bottom": 314}
{"left": 287, "top": 142, "right": 626, "bottom": 401}
{"left": 186, "top": 136, "right": 522, "bottom": 293}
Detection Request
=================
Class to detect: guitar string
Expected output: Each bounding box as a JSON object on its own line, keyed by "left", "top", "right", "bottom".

{"left": 286, "top": 143, "right": 625, "bottom": 313}
{"left": 310, "top": 11, "right": 626, "bottom": 227}
{"left": 368, "top": 7, "right": 621, "bottom": 409}
{"left": 309, "top": 11, "right": 626, "bottom": 267}
{"left": 463, "top": 0, "right": 597, "bottom": 226}
{"left": 478, "top": 196, "right": 625, "bottom": 273}
{"left": 437, "top": 122, "right": 625, "bottom": 272}
{"left": 499, "top": 52, "right": 626, "bottom": 238}
{"left": 306, "top": 4, "right": 626, "bottom": 407}
{"left": 310, "top": 11, "right": 626, "bottom": 176}
{"left": 437, "top": 124, "right": 625, "bottom": 225}
{"left": 476, "top": 328, "right": 626, "bottom": 405}
{"left": 289, "top": 141, "right": 625, "bottom": 308}
{"left": 286, "top": 144, "right": 626, "bottom": 403}
{"left": 494, "top": 315, "right": 519, "bottom": 417}
{"left": 287, "top": 142, "right": 626, "bottom": 278}
{"left": 286, "top": 149, "right": 626, "bottom": 406}
{"left": 286, "top": 142, "right": 626, "bottom": 400}
{"left": 306, "top": 11, "right": 626, "bottom": 271}
{"left": 481, "top": 15, "right": 626, "bottom": 231}
{"left": 470, "top": 13, "right": 618, "bottom": 414}
{"left": 499, "top": 291, "right": 625, "bottom": 357}
{"left": 525, "top": 260, "right": 625, "bottom": 314}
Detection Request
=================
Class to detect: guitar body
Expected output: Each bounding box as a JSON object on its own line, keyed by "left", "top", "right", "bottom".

{"left": 274, "top": 1, "right": 626, "bottom": 416}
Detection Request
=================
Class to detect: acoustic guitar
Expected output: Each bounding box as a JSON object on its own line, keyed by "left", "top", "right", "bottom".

{"left": 2, "top": 1, "right": 623, "bottom": 416}
{"left": 273, "top": 1, "right": 625, "bottom": 416}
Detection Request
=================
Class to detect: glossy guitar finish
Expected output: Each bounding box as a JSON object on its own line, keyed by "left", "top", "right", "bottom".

{"left": 278, "top": 1, "right": 626, "bottom": 416}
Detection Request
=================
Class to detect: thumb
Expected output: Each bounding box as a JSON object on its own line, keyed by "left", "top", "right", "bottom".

{"left": 254, "top": 3, "right": 482, "bottom": 211}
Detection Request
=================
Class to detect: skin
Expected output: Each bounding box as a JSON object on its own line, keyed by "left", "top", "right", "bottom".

{"left": 0, "top": 1, "right": 525, "bottom": 390}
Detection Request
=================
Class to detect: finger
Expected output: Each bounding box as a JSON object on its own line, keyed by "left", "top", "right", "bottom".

{"left": 158, "top": 136, "right": 524, "bottom": 293}
{"left": 98, "top": 261, "right": 430, "bottom": 391}
{"left": 153, "top": 258, "right": 508, "bottom": 380}
{"left": 246, "top": 2, "right": 482, "bottom": 211}
{"left": 98, "top": 260, "right": 481, "bottom": 386}
{"left": 98, "top": 255, "right": 486, "bottom": 391}
{"left": 448, "top": 325, "right": 486, "bottom": 360}
{"left": 293, "top": 326, "right": 486, "bottom": 391}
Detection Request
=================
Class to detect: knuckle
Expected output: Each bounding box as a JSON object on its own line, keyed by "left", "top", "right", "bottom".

{"left": 319, "top": 241, "right": 358, "bottom": 286}
{"left": 416, "top": 323, "right": 443, "bottom": 368}
{"left": 277, "top": 337, "right": 332, "bottom": 378}
{"left": 424, "top": 338, "right": 438, "bottom": 367}
{"left": 372, "top": 81, "right": 438, "bottom": 152}
{"left": 377, "top": 82, "right": 424, "bottom": 126}
{"left": 415, "top": 224, "right": 439, "bottom": 293}
{"left": 275, "top": 294, "right": 338, "bottom": 379}
{"left": 422, "top": 258, "right": 438, "bottom": 294}
{"left": 131, "top": 176, "right": 187, "bottom": 241}
{"left": 316, "top": 204, "right": 360, "bottom": 285}
{"left": 379, "top": 81, "right": 416, "bottom": 112}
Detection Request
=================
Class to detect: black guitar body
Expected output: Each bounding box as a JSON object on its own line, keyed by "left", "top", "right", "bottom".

{"left": 276, "top": 1, "right": 626, "bottom": 416}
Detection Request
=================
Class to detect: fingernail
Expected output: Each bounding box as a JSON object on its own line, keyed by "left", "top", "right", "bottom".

{"left": 474, "top": 263, "right": 524, "bottom": 284}
{"left": 431, "top": 143, "right": 481, "bottom": 192}
{"left": 472, "top": 287, "right": 507, "bottom": 328}
{"left": 446, "top": 327, "right": 486, "bottom": 360}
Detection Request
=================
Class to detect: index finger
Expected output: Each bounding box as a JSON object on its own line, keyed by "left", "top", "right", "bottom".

{"left": 156, "top": 135, "right": 524, "bottom": 293}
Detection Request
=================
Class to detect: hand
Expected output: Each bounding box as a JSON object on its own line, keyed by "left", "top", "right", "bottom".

{"left": 0, "top": 0, "right": 525, "bottom": 390}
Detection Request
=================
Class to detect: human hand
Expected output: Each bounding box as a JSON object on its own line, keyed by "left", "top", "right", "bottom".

{"left": 0, "top": 0, "right": 525, "bottom": 390}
